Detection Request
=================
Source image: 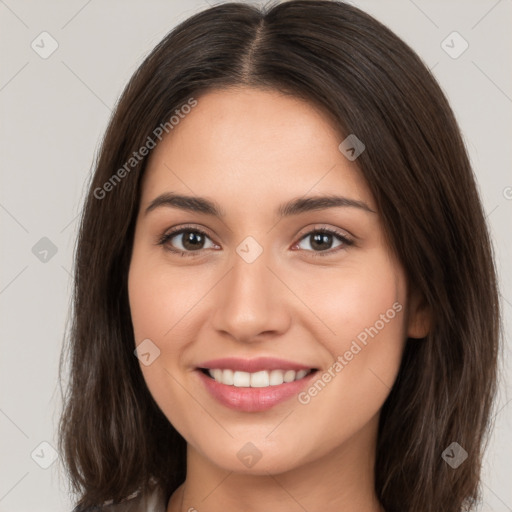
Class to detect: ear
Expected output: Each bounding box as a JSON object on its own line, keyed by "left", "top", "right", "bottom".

{"left": 406, "top": 287, "right": 431, "bottom": 339}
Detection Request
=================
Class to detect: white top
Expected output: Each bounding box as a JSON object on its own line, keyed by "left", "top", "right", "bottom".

{"left": 73, "top": 484, "right": 167, "bottom": 512}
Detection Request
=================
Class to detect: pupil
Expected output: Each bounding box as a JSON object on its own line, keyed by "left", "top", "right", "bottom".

{"left": 311, "top": 233, "right": 331, "bottom": 251}
{"left": 183, "top": 231, "right": 204, "bottom": 250}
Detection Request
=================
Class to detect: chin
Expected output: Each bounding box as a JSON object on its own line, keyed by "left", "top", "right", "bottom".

{"left": 192, "top": 434, "right": 318, "bottom": 477}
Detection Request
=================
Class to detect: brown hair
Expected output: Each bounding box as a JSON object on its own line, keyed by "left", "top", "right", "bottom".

{"left": 58, "top": 1, "right": 501, "bottom": 511}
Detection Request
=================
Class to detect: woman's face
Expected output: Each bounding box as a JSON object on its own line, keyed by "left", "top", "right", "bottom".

{"left": 128, "top": 87, "right": 427, "bottom": 475}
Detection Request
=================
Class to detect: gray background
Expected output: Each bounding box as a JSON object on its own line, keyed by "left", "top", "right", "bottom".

{"left": 0, "top": 0, "right": 511, "bottom": 510}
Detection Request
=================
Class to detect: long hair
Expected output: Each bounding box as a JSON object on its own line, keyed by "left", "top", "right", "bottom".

{"left": 58, "top": 2, "right": 501, "bottom": 511}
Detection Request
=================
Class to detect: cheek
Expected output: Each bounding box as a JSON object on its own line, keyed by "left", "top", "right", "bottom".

{"left": 128, "top": 251, "right": 207, "bottom": 344}
{"left": 128, "top": 254, "right": 204, "bottom": 438}
{"left": 293, "top": 254, "right": 407, "bottom": 441}
{"left": 127, "top": 250, "right": 187, "bottom": 403}
{"left": 295, "top": 254, "right": 405, "bottom": 355}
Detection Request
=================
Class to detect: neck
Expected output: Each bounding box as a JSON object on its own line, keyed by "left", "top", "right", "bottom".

{"left": 167, "top": 414, "right": 385, "bottom": 512}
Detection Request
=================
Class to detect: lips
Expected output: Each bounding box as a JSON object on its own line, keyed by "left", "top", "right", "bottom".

{"left": 195, "top": 357, "right": 318, "bottom": 412}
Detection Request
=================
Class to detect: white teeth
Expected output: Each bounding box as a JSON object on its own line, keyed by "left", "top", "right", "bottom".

{"left": 296, "top": 369, "right": 308, "bottom": 380}
{"left": 206, "top": 368, "right": 313, "bottom": 387}
{"left": 269, "top": 369, "right": 284, "bottom": 386}
{"left": 233, "top": 371, "right": 251, "bottom": 387}
{"left": 283, "top": 370, "right": 296, "bottom": 383}
{"left": 250, "top": 370, "right": 269, "bottom": 387}
{"left": 223, "top": 369, "right": 234, "bottom": 385}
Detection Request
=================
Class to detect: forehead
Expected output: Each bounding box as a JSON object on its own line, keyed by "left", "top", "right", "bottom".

{"left": 141, "top": 87, "right": 374, "bottom": 212}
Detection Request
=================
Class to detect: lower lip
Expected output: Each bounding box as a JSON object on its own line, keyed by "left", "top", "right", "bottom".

{"left": 196, "top": 369, "right": 317, "bottom": 412}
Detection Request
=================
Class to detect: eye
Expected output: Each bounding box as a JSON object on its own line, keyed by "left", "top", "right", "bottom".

{"left": 157, "top": 225, "right": 354, "bottom": 257}
{"left": 293, "top": 227, "right": 354, "bottom": 257}
{"left": 157, "top": 225, "right": 218, "bottom": 256}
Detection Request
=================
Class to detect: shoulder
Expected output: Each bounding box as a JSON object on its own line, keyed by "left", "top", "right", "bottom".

{"left": 72, "top": 483, "right": 167, "bottom": 512}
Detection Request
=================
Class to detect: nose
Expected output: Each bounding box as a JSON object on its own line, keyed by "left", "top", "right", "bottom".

{"left": 210, "top": 247, "right": 291, "bottom": 344}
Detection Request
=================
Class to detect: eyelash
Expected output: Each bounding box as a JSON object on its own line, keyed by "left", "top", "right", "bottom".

{"left": 156, "top": 224, "right": 354, "bottom": 258}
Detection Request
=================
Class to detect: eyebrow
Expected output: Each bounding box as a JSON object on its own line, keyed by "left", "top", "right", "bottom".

{"left": 144, "top": 192, "right": 376, "bottom": 218}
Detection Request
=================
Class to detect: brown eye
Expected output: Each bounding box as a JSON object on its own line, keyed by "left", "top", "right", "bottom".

{"left": 295, "top": 228, "right": 354, "bottom": 256}
{"left": 158, "top": 227, "right": 217, "bottom": 255}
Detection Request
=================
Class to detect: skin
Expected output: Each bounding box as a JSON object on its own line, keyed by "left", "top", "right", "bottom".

{"left": 128, "top": 87, "right": 430, "bottom": 512}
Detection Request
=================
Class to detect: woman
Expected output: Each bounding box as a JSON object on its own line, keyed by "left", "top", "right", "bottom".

{"left": 59, "top": 1, "right": 501, "bottom": 511}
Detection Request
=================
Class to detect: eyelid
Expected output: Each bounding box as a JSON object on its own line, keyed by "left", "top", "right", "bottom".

{"left": 159, "top": 223, "right": 215, "bottom": 240}
{"left": 295, "top": 223, "right": 354, "bottom": 243}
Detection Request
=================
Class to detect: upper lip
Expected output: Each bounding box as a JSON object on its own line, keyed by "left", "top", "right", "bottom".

{"left": 197, "top": 357, "right": 317, "bottom": 373}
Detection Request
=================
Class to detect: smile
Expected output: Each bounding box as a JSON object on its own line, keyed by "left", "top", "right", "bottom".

{"left": 195, "top": 357, "right": 319, "bottom": 412}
